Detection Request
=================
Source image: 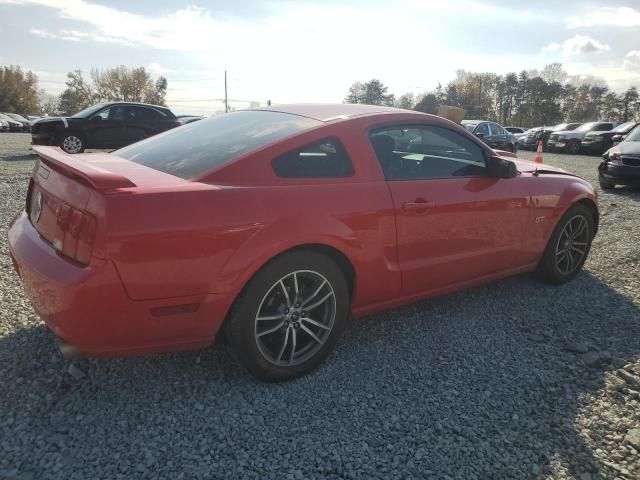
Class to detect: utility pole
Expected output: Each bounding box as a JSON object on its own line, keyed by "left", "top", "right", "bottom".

{"left": 224, "top": 70, "right": 228, "bottom": 113}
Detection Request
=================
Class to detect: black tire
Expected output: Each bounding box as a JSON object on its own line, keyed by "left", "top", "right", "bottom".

{"left": 599, "top": 179, "right": 615, "bottom": 190}
{"left": 565, "top": 140, "right": 580, "bottom": 155}
{"left": 225, "top": 250, "right": 349, "bottom": 382}
{"left": 58, "top": 132, "right": 85, "bottom": 154}
{"left": 534, "top": 203, "right": 594, "bottom": 285}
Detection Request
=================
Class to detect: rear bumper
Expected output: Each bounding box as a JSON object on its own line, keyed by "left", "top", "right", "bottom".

{"left": 31, "top": 132, "right": 54, "bottom": 146}
{"left": 598, "top": 162, "right": 640, "bottom": 187}
{"left": 8, "top": 212, "right": 233, "bottom": 357}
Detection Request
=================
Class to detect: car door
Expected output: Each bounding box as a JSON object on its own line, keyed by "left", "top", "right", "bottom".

{"left": 123, "top": 106, "right": 152, "bottom": 145}
{"left": 86, "top": 105, "right": 127, "bottom": 149}
{"left": 490, "top": 123, "right": 510, "bottom": 150}
{"left": 370, "top": 124, "right": 531, "bottom": 295}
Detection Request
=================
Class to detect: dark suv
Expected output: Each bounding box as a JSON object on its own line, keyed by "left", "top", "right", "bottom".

{"left": 461, "top": 120, "right": 517, "bottom": 153}
{"left": 31, "top": 102, "right": 181, "bottom": 153}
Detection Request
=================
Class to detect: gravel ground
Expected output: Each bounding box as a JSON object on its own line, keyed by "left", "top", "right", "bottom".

{"left": 1, "top": 132, "right": 639, "bottom": 480}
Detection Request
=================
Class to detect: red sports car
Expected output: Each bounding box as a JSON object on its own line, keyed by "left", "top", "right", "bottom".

{"left": 8, "top": 104, "right": 598, "bottom": 381}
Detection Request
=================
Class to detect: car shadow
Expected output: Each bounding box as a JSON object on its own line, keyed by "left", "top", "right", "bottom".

{"left": 1, "top": 153, "right": 37, "bottom": 162}
{"left": 1, "top": 270, "right": 638, "bottom": 479}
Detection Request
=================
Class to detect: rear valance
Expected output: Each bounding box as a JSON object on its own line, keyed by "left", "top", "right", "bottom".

{"left": 32, "top": 146, "right": 137, "bottom": 192}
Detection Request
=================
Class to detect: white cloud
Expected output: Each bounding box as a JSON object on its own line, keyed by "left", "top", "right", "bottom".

{"left": 566, "top": 7, "right": 640, "bottom": 28}
{"left": 542, "top": 35, "right": 610, "bottom": 56}
{"left": 624, "top": 50, "right": 640, "bottom": 70}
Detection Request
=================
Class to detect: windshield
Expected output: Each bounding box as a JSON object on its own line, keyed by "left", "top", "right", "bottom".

{"left": 72, "top": 103, "right": 107, "bottom": 118}
{"left": 6, "top": 113, "right": 27, "bottom": 122}
{"left": 625, "top": 125, "right": 640, "bottom": 142}
{"left": 613, "top": 122, "right": 635, "bottom": 133}
{"left": 0, "top": 113, "right": 12, "bottom": 121}
{"left": 115, "top": 110, "right": 321, "bottom": 179}
{"left": 575, "top": 122, "right": 597, "bottom": 132}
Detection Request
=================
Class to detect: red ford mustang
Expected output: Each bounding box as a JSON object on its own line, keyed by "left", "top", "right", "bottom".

{"left": 8, "top": 104, "right": 598, "bottom": 381}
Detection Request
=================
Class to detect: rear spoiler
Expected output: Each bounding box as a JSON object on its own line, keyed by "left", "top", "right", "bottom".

{"left": 32, "top": 146, "right": 136, "bottom": 191}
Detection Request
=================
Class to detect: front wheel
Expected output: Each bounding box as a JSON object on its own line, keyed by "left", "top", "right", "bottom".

{"left": 225, "top": 250, "right": 349, "bottom": 382}
{"left": 58, "top": 132, "right": 85, "bottom": 154}
{"left": 599, "top": 179, "right": 615, "bottom": 190}
{"left": 534, "top": 204, "right": 594, "bottom": 285}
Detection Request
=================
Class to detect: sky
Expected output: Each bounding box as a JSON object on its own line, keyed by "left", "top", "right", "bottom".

{"left": 1, "top": 0, "right": 639, "bottom": 115}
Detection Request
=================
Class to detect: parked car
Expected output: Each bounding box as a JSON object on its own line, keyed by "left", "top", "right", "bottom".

{"left": 0, "top": 119, "right": 9, "bottom": 132}
{"left": 598, "top": 124, "right": 640, "bottom": 190}
{"left": 0, "top": 113, "right": 24, "bottom": 132}
{"left": 8, "top": 104, "right": 598, "bottom": 381}
{"left": 520, "top": 123, "right": 582, "bottom": 151}
{"left": 2, "top": 112, "right": 33, "bottom": 132}
{"left": 31, "top": 102, "right": 181, "bottom": 153}
{"left": 582, "top": 121, "right": 639, "bottom": 155}
{"left": 177, "top": 115, "right": 205, "bottom": 125}
{"left": 547, "top": 121, "right": 616, "bottom": 154}
{"left": 461, "top": 120, "right": 518, "bottom": 152}
{"left": 505, "top": 127, "right": 528, "bottom": 138}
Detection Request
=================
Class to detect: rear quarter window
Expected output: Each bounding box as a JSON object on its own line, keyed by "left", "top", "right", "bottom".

{"left": 115, "top": 111, "right": 321, "bottom": 179}
{"left": 272, "top": 138, "right": 353, "bottom": 178}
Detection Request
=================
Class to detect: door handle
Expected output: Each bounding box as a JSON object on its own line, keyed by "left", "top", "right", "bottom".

{"left": 402, "top": 198, "right": 435, "bottom": 211}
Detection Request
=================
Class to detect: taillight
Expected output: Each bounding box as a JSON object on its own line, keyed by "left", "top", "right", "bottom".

{"left": 55, "top": 201, "right": 97, "bottom": 265}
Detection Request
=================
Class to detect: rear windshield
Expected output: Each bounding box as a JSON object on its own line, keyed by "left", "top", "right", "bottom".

{"left": 115, "top": 110, "right": 321, "bottom": 179}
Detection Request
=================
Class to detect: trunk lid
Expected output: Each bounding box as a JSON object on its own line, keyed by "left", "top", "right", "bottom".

{"left": 28, "top": 146, "right": 193, "bottom": 264}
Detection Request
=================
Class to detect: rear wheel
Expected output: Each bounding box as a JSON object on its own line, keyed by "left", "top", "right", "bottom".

{"left": 565, "top": 140, "right": 580, "bottom": 155}
{"left": 58, "top": 132, "right": 85, "bottom": 154}
{"left": 535, "top": 204, "right": 594, "bottom": 284}
{"left": 225, "top": 250, "right": 349, "bottom": 382}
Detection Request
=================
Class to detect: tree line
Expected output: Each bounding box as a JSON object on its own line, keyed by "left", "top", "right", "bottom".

{"left": 345, "top": 63, "right": 640, "bottom": 127}
{"left": 0, "top": 65, "right": 168, "bottom": 116}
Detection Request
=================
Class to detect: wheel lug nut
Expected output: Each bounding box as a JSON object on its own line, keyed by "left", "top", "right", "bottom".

{"left": 284, "top": 308, "right": 289, "bottom": 314}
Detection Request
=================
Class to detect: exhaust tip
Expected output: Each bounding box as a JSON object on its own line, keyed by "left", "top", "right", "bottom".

{"left": 57, "top": 338, "right": 84, "bottom": 359}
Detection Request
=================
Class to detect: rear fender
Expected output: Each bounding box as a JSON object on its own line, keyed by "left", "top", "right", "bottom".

{"left": 217, "top": 213, "right": 358, "bottom": 295}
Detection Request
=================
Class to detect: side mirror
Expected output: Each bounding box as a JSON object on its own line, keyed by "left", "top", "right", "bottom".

{"left": 90, "top": 116, "right": 102, "bottom": 122}
{"left": 612, "top": 134, "right": 623, "bottom": 143}
{"left": 475, "top": 132, "right": 485, "bottom": 138}
{"left": 487, "top": 155, "right": 518, "bottom": 179}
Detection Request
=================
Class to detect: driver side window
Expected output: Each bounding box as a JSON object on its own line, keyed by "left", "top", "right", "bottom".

{"left": 93, "top": 106, "right": 126, "bottom": 121}
{"left": 370, "top": 125, "right": 487, "bottom": 180}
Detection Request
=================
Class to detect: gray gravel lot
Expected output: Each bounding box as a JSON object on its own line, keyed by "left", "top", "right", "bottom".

{"left": 1, "top": 132, "right": 639, "bottom": 480}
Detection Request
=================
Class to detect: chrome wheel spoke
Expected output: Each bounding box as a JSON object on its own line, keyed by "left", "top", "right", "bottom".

{"left": 293, "top": 272, "right": 299, "bottom": 299}
{"left": 304, "top": 291, "right": 333, "bottom": 311}
{"left": 279, "top": 280, "right": 291, "bottom": 307}
{"left": 257, "top": 320, "right": 286, "bottom": 337}
{"left": 289, "top": 327, "right": 297, "bottom": 363}
{"left": 570, "top": 245, "right": 585, "bottom": 255}
{"left": 300, "top": 323, "right": 324, "bottom": 345}
{"left": 257, "top": 313, "right": 285, "bottom": 321}
{"left": 301, "top": 316, "right": 330, "bottom": 331}
{"left": 301, "top": 280, "right": 327, "bottom": 308}
{"left": 277, "top": 327, "right": 291, "bottom": 362}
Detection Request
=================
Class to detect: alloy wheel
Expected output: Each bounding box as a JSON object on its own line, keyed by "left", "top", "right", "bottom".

{"left": 254, "top": 270, "right": 336, "bottom": 366}
{"left": 555, "top": 215, "right": 589, "bottom": 275}
{"left": 62, "top": 135, "right": 83, "bottom": 154}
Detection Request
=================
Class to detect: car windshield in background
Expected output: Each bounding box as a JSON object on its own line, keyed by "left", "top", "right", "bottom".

{"left": 575, "top": 122, "right": 597, "bottom": 132}
{"left": 72, "top": 103, "right": 107, "bottom": 118}
{"left": 462, "top": 123, "right": 478, "bottom": 133}
{"left": 115, "top": 110, "right": 321, "bottom": 179}
{"left": 612, "top": 122, "right": 635, "bottom": 132}
{"left": 625, "top": 126, "right": 640, "bottom": 142}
